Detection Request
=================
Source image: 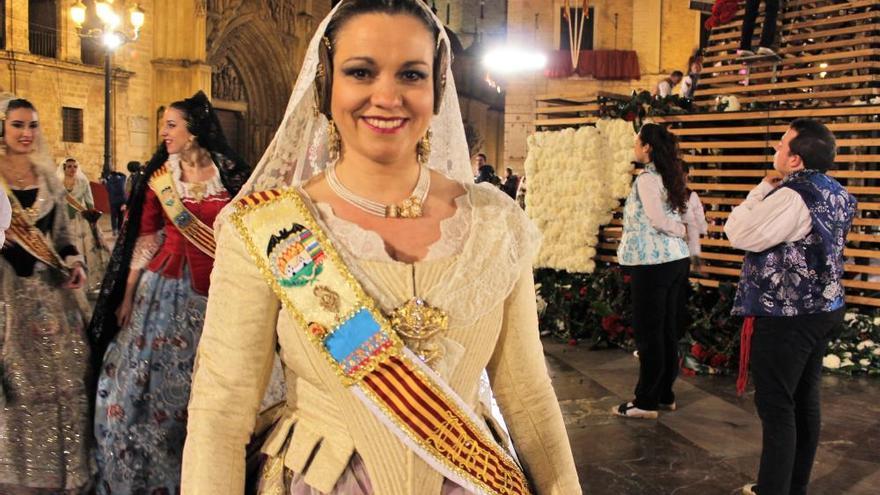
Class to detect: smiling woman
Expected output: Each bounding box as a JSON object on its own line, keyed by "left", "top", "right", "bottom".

{"left": 0, "top": 96, "right": 93, "bottom": 494}
{"left": 181, "top": 1, "right": 582, "bottom": 495}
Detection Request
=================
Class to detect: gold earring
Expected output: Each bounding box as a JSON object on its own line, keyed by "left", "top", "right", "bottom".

{"left": 327, "top": 120, "right": 341, "bottom": 161}
{"left": 416, "top": 129, "right": 432, "bottom": 166}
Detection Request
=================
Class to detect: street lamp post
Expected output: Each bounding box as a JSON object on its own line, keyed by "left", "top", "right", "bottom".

{"left": 70, "top": 1, "right": 145, "bottom": 178}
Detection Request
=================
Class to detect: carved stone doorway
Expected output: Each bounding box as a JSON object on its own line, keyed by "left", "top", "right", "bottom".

{"left": 215, "top": 107, "right": 245, "bottom": 158}
{"left": 207, "top": 1, "right": 320, "bottom": 167}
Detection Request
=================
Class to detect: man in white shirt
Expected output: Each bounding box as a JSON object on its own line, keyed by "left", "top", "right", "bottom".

{"left": 654, "top": 71, "right": 683, "bottom": 98}
{"left": 724, "top": 119, "right": 856, "bottom": 495}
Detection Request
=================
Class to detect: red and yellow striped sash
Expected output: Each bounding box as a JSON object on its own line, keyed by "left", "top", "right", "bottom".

{"left": 148, "top": 164, "right": 217, "bottom": 258}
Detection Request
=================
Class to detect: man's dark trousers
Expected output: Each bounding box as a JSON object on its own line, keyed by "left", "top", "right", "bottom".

{"left": 751, "top": 307, "right": 844, "bottom": 495}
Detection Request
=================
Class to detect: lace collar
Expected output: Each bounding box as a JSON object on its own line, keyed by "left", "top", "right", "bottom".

{"left": 168, "top": 154, "right": 226, "bottom": 201}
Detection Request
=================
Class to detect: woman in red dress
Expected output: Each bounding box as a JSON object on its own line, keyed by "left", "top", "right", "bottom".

{"left": 88, "top": 91, "right": 250, "bottom": 494}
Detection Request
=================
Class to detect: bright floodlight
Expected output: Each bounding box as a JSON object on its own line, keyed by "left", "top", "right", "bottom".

{"left": 130, "top": 4, "right": 145, "bottom": 30}
{"left": 102, "top": 31, "right": 123, "bottom": 50}
{"left": 70, "top": 1, "right": 87, "bottom": 28}
{"left": 483, "top": 47, "right": 547, "bottom": 74}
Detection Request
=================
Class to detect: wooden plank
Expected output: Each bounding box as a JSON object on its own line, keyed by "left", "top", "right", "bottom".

{"left": 710, "top": 11, "right": 880, "bottom": 42}
{"left": 689, "top": 169, "right": 880, "bottom": 179}
{"left": 534, "top": 116, "right": 598, "bottom": 127}
{"left": 708, "top": 24, "right": 880, "bottom": 54}
{"left": 671, "top": 122, "right": 880, "bottom": 136}
{"left": 785, "top": 21, "right": 880, "bottom": 43}
{"left": 703, "top": 48, "right": 880, "bottom": 75}
{"left": 690, "top": 182, "right": 880, "bottom": 195}
{"left": 682, "top": 154, "right": 880, "bottom": 164}
{"left": 712, "top": 0, "right": 877, "bottom": 30}
{"left": 699, "top": 62, "right": 880, "bottom": 86}
{"left": 846, "top": 295, "right": 880, "bottom": 307}
{"left": 534, "top": 104, "right": 599, "bottom": 114}
{"left": 848, "top": 233, "right": 880, "bottom": 242}
{"left": 655, "top": 104, "right": 880, "bottom": 123}
{"left": 680, "top": 138, "right": 880, "bottom": 149}
{"left": 696, "top": 75, "right": 879, "bottom": 98}
{"left": 695, "top": 88, "right": 880, "bottom": 106}
{"left": 704, "top": 37, "right": 880, "bottom": 63}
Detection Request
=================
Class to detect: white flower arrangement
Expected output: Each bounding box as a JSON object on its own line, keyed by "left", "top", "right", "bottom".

{"left": 524, "top": 119, "right": 635, "bottom": 273}
{"left": 822, "top": 354, "right": 841, "bottom": 369}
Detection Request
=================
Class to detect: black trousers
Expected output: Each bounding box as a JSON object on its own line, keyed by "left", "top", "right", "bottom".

{"left": 110, "top": 202, "right": 124, "bottom": 233}
{"left": 751, "top": 308, "right": 844, "bottom": 495}
{"left": 629, "top": 258, "right": 690, "bottom": 410}
{"left": 741, "top": 0, "right": 780, "bottom": 50}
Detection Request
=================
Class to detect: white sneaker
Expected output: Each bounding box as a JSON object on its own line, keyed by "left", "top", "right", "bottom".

{"left": 612, "top": 402, "right": 658, "bottom": 419}
{"left": 737, "top": 49, "right": 755, "bottom": 57}
{"left": 756, "top": 47, "right": 776, "bottom": 57}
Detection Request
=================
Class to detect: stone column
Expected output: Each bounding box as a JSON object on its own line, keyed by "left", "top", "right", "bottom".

{"left": 151, "top": 0, "right": 212, "bottom": 115}
{"left": 8, "top": 0, "right": 30, "bottom": 53}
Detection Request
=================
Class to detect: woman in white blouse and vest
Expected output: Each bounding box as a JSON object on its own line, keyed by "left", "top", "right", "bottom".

{"left": 614, "top": 123, "right": 701, "bottom": 419}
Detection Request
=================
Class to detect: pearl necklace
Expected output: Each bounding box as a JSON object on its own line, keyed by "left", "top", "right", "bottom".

{"left": 326, "top": 163, "right": 430, "bottom": 219}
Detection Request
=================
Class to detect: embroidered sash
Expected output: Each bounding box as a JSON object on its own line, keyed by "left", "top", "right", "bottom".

{"left": 0, "top": 177, "right": 69, "bottom": 273}
{"left": 148, "top": 165, "right": 216, "bottom": 258}
{"left": 231, "top": 189, "right": 532, "bottom": 495}
{"left": 65, "top": 191, "right": 87, "bottom": 212}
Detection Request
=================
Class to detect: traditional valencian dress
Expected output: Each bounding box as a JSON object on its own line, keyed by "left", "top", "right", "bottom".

{"left": 93, "top": 155, "right": 231, "bottom": 494}
{"left": 183, "top": 182, "right": 581, "bottom": 495}
{"left": 59, "top": 170, "right": 109, "bottom": 293}
{"left": 0, "top": 166, "right": 93, "bottom": 494}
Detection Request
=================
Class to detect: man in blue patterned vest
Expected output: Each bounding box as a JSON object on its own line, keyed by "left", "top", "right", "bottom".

{"left": 725, "top": 119, "right": 857, "bottom": 495}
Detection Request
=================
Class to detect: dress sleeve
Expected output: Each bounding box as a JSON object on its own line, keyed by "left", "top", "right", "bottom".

{"left": 683, "top": 191, "right": 708, "bottom": 256}
{"left": 724, "top": 182, "right": 813, "bottom": 252}
{"left": 181, "top": 220, "right": 282, "bottom": 495}
{"left": 140, "top": 188, "right": 165, "bottom": 235}
{"left": 487, "top": 266, "right": 582, "bottom": 495}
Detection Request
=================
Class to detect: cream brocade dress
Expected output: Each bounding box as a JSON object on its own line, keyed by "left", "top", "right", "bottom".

{"left": 182, "top": 183, "right": 582, "bottom": 495}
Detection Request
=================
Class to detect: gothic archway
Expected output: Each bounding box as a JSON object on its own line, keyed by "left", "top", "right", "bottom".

{"left": 207, "top": 1, "right": 318, "bottom": 166}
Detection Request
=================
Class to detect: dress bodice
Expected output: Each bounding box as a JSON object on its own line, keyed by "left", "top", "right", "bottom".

{"left": 140, "top": 158, "right": 231, "bottom": 295}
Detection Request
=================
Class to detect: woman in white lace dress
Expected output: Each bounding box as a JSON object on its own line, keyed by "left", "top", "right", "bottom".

{"left": 57, "top": 158, "right": 108, "bottom": 293}
{"left": 182, "top": 1, "right": 581, "bottom": 495}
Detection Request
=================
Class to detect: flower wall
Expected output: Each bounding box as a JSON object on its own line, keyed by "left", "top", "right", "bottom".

{"left": 524, "top": 119, "right": 635, "bottom": 273}
{"left": 537, "top": 263, "right": 880, "bottom": 376}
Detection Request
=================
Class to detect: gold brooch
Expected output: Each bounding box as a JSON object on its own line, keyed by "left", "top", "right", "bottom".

{"left": 385, "top": 196, "right": 424, "bottom": 219}
{"left": 389, "top": 298, "right": 448, "bottom": 366}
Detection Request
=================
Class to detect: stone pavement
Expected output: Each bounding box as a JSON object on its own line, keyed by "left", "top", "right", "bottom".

{"left": 543, "top": 340, "right": 880, "bottom": 495}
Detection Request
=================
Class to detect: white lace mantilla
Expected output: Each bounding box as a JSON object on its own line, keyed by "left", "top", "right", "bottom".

{"left": 307, "top": 183, "right": 541, "bottom": 328}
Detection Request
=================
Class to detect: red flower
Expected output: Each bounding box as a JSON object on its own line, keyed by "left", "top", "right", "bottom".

{"left": 681, "top": 366, "right": 696, "bottom": 377}
{"left": 623, "top": 275, "right": 632, "bottom": 283}
{"left": 709, "top": 353, "right": 729, "bottom": 368}
{"left": 691, "top": 343, "right": 706, "bottom": 360}
{"left": 568, "top": 338, "right": 578, "bottom": 346}
{"left": 579, "top": 286, "right": 587, "bottom": 297}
